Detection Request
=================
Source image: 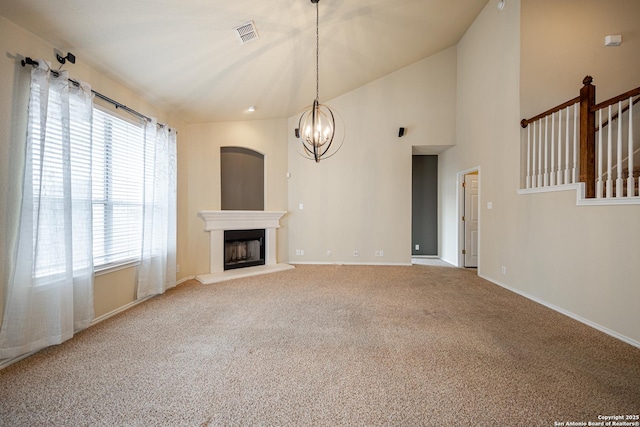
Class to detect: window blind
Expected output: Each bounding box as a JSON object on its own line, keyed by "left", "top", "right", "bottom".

{"left": 92, "top": 108, "right": 145, "bottom": 269}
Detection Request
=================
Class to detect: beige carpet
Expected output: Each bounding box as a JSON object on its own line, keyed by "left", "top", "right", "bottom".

{"left": 0, "top": 264, "right": 638, "bottom": 426}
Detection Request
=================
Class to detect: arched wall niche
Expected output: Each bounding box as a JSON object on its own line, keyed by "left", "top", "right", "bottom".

{"left": 220, "top": 146, "right": 264, "bottom": 211}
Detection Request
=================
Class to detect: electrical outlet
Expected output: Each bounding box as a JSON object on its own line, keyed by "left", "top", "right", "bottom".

{"left": 326, "top": 250, "right": 331, "bottom": 257}
{"left": 501, "top": 266, "right": 506, "bottom": 275}
{"left": 301, "top": 249, "right": 304, "bottom": 256}
{"left": 296, "top": 249, "right": 304, "bottom": 256}
{"left": 379, "top": 250, "right": 384, "bottom": 257}
{"left": 415, "top": 244, "right": 420, "bottom": 251}
{"left": 353, "top": 250, "right": 359, "bottom": 257}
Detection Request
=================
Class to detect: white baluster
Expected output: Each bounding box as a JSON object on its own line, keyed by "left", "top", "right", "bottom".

{"left": 572, "top": 103, "right": 578, "bottom": 183}
{"left": 544, "top": 115, "right": 549, "bottom": 187}
{"left": 616, "top": 101, "right": 624, "bottom": 197}
{"left": 526, "top": 125, "right": 531, "bottom": 189}
{"left": 606, "top": 105, "right": 613, "bottom": 198}
{"left": 628, "top": 97, "right": 635, "bottom": 197}
{"left": 565, "top": 105, "right": 570, "bottom": 184}
{"left": 550, "top": 112, "right": 556, "bottom": 186}
{"left": 597, "top": 109, "right": 603, "bottom": 198}
{"left": 532, "top": 120, "right": 537, "bottom": 188}
{"left": 531, "top": 121, "right": 540, "bottom": 188}
{"left": 538, "top": 119, "right": 543, "bottom": 187}
{"left": 557, "top": 109, "right": 563, "bottom": 185}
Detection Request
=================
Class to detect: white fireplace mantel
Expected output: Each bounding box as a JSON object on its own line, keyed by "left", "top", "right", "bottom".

{"left": 196, "top": 210, "right": 293, "bottom": 284}
{"left": 198, "top": 210, "right": 286, "bottom": 231}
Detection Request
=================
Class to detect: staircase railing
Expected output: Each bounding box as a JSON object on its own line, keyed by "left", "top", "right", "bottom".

{"left": 521, "top": 76, "right": 640, "bottom": 199}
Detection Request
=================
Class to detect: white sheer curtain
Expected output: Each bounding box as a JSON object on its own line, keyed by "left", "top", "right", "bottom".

{"left": 0, "top": 61, "right": 94, "bottom": 359}
{"left": 136, "top": 121, "right": 177, "bottom": 299}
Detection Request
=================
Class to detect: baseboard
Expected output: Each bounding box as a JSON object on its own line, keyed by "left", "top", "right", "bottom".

{"left": 90, "top": 295, "right": 155, "bottom": 327}
{"left": 92, "top": 277, "right": 195, "bottom": 327}
{"left": 479, "top": 273, "right": 640, "bottom": 349}
{"left": 176, "top": 275, "right": 196, "bottom": 285}
{"left": 0, "top": 351, "right": 38, "bottom": 370}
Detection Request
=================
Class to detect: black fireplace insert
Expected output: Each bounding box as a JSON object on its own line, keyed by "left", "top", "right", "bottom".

{"left": 224, "top": 229, "right": 265, "bottom": 270}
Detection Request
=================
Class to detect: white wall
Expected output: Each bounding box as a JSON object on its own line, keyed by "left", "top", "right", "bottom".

{"left": 441, "top": 0, "right": 640, "bottom": 345}
{"left": 440, "top": 0, "right": 521, "bottom": 268}
{"left": 286, "top": 47, "right": 457, "bottom": 265}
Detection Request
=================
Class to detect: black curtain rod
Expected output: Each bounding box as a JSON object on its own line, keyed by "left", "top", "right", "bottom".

{"left": 21, "top": 57, "right": 161, "bottom": 126}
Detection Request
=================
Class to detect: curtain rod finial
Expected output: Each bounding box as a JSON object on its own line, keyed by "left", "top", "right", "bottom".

{"left": 21, "top": 57, "right": 39, "bottom": 68}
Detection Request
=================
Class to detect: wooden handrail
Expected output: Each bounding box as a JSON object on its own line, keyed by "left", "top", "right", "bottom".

{"left": 595, "top": 92, "right": 640, "bottom": 131}
{"left": 521, "top": 96, "right": 580, "bottom": 128}
{"left": 591, "top": 86, "right": 640, "bottom": 112}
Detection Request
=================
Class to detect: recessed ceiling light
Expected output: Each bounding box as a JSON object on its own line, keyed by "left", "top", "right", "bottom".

{"left": 497, "top": 0, "right": 505, "bottom": 10}
{"left": 247, "top": 106, "right": 256, "bottom": 112}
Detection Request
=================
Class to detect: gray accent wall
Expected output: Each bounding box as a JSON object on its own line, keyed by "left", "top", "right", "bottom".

{"left": 221, "top": 147, "right": 264, "bottom": 210}
{"left": 412, "top": 155, "right": 438, "bottom": 256}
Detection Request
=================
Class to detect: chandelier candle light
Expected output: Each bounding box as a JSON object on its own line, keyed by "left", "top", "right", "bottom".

{"left": 297, "top": 0, "right": 343, "bottom": 162}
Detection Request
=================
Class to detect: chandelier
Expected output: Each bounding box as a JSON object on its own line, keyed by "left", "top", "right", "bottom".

{"left": 296, "top": 0, "right": 343, "bottom": 162}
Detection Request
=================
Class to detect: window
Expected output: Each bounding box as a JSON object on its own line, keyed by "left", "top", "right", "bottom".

{"left": 32, "top": 100, "right": 144, "bottom": 277}
{"left": 92, "top": 107, "right": 145, "bottom": 270}
{"left": 27, "top": 81, "right": 148, "bottom": 278}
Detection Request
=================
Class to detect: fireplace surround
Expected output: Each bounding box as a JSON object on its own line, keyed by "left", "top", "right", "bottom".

{"left": 196, "top": 210, "right": 293, "bottom": 284}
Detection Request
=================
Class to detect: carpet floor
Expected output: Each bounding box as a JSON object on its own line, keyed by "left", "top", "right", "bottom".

{"left": 0, "top": 264, "right": 638, "bottom": 426}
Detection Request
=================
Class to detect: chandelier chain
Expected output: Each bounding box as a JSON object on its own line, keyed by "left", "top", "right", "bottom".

{"left": 315, "top": 0, "right": 319, "bottom": 101}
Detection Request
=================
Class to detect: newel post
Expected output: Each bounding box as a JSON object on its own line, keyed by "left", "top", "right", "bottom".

{"left": 579, "top": 76, "right": 596, "bottom": 198}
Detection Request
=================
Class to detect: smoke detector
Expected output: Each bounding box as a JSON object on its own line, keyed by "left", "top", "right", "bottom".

{"left": 234, "top": 21, "right": 259, "bottom": 44}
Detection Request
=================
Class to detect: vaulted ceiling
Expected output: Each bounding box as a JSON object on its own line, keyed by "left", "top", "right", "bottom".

{"left": 1, "top": 0, "right": 489, "bottom": 122}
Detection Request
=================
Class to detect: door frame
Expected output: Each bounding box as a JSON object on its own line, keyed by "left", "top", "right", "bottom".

{"left": 457, "top": 166, "right": 480, "bottom": 268}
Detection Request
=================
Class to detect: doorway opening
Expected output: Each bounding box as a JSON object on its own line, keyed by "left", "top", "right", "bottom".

{"left": 457, "top": 167, "right": 480, "bottom": 269}
{"left": 411, "top": 155, "right": 438, "bottom": 257}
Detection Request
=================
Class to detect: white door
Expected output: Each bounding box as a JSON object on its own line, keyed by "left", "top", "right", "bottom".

{"left": 464, "top": 173, "right": 479, "bottom": 268}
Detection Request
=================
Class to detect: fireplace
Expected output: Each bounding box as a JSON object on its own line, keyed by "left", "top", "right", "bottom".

{"left": 196, "top": 210, "right": 294, "bottom": 284}
{"left": 224, "top": 229, "right": 265, "bottom": 270}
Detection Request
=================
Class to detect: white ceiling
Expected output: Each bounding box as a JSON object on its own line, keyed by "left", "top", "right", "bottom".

{"left": 1, "top": 0, "right": 489, "bottom": 123}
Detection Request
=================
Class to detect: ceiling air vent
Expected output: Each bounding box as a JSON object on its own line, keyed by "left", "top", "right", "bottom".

{"left": 234, "top": 21, "right": 259, "bottom": 44}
